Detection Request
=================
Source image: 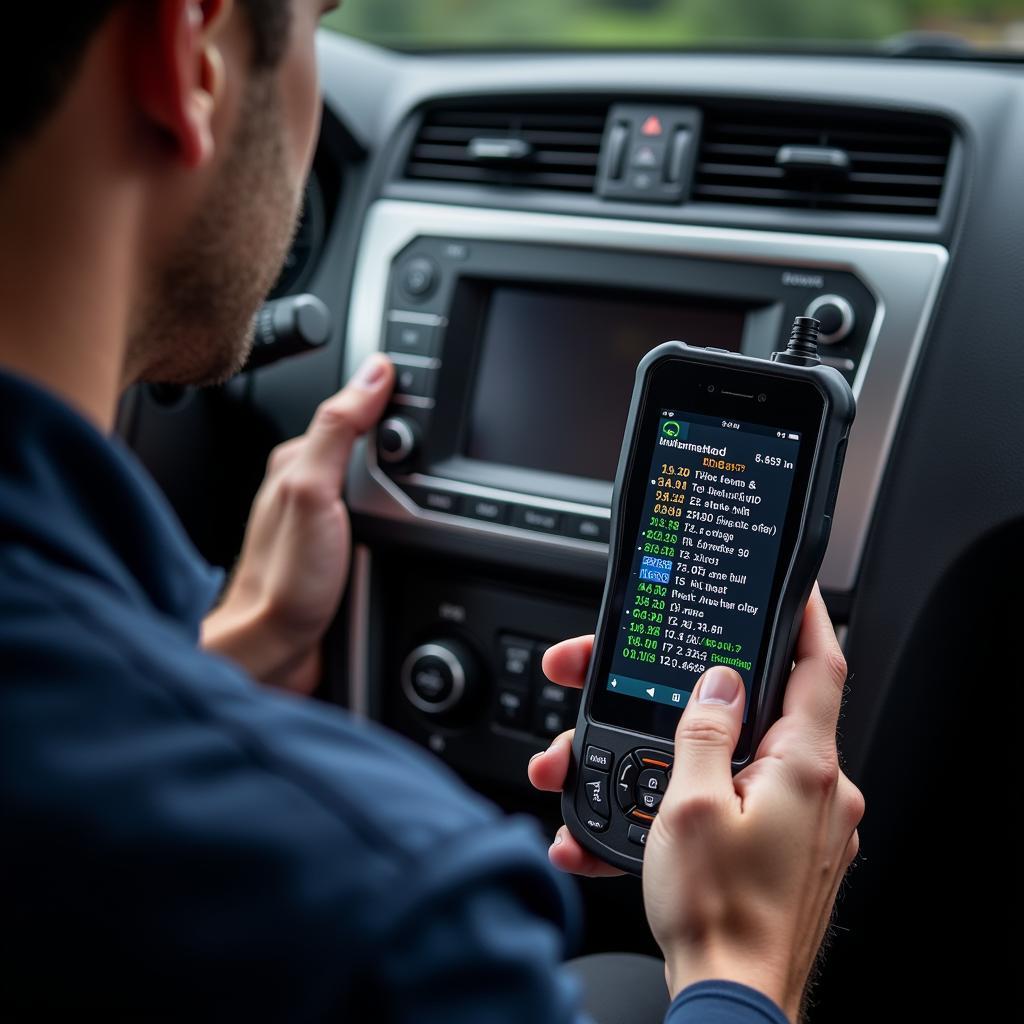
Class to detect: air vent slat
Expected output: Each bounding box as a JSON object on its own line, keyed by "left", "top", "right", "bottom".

{"left": 405, "top": 103, "right": 608, "bottom": 193}
{"left": 695, "top": 106, "right": 952, "bottom": 217}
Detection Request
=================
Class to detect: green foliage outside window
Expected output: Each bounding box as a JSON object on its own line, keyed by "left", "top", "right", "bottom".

{"left": 322, "top": 0, "right": 1024, "bottom": 52}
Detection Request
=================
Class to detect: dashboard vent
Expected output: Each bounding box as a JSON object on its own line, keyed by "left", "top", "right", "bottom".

{"left": 694, "top": 106, "right": 952, "bottom": 216}
{"left": 405, "top": 104, "right": 608, "bottom": 193}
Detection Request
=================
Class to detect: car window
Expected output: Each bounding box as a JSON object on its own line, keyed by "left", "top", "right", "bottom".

{"left": 323, "top": 0, "right": 1023, "bottom": 55}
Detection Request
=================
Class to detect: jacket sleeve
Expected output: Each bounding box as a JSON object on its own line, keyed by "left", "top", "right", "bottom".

{"left": 666, "top": 980, "right": 790, "bottom": 1024}
{"left": 363, "top": 815, "right": 590, "bottom": 1024}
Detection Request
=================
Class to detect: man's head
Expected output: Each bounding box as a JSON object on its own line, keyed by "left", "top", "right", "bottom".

{"left": 0, "top": 1, "right": 332, "bottom": 395}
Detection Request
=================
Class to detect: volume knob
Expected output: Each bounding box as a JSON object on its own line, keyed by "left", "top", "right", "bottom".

{"left": 378, "top": 416, "right": 418, "bottom": 464}
{"left": 804, "top": 294, "right": 855, "bottom": 346}
{"left": 401, "top": 640, "right": 479, "bottom": 717}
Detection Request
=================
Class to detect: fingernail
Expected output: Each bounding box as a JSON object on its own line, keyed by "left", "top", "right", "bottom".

{"left": 354, "top": 354, "right": 388, "bottom": 389}
{"left": 698, "top": 666, "right": 743, "bottom": 706}
{"left": 552, "top": 830, "right": 564, "bottom": 847}
{"left": 528, "top": 751, "right": 543, "bottom": 765}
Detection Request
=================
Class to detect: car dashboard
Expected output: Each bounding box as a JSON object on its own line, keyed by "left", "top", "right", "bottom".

{"left": 122, "top": 34, "right": 1023, "bottom": 1022}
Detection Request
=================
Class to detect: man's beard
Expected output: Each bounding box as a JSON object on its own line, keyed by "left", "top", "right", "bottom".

{"left": 131, "top": 76, "right": 302, "bottom": 387}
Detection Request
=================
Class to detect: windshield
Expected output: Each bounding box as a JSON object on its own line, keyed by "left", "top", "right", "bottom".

{"left": 323, "top": 1, "right": 1023, "bottom": 55}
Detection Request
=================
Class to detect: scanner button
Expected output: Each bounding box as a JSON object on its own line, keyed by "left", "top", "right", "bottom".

{"left": 627, "top": 824, "right": 650, "bottom": 848}
{"left": 634, "top": 748, "right": 673, "bottom": 772}
{"left": 635, "top": 789, "right": 664, "bottom": 814}
{"left": 637, "top": 769, "right": 669, "bottom": 795}
{"left": 616, "top": 755, "right": 639, "bottom": 811}
{"left": 582, "top": 768, "right": 610, "bottom": 816}
{"left": 585, "top": 746, "right": 613, "bottom": 772}
{"left": 578, "top": 793, "right": 609, "bottom": 834}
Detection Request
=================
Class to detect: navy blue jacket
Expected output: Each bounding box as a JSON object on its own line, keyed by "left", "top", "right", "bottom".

{"left": 0, "top": 368, "right": 788, "bottom": 1023}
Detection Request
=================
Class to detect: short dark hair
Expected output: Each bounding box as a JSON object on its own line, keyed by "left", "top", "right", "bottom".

{"left": 0, "top": 1, "right": 291, "bottom": 165}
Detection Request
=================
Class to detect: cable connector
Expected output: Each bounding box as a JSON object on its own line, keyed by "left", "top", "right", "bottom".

{"left": 772, "top": 316, "right": 822, "bottom": 367}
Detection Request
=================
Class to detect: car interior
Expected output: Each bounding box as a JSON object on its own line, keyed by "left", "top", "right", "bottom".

{"left": 119, "top": 5, "right": 1021, "bottom": 1019}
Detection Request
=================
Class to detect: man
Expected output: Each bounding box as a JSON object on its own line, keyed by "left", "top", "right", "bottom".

{"left": 0, "top": 2, "right": 863, "bottom": 1020}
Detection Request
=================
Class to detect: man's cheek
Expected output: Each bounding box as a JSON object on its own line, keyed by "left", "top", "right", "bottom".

{"left": 282, "top": 26, "right": 322, "bottom": 179}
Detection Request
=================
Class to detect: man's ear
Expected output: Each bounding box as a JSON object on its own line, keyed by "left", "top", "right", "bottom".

{"left": 131, "top": 0, "right": 234, "bottom": 168}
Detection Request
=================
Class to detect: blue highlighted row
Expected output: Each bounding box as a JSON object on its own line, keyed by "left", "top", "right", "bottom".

{"left": 639, "top": 555, "right": 672, "bottom": 584}
{"left": 606, "top": 673, "right": 693, "bottom": 710}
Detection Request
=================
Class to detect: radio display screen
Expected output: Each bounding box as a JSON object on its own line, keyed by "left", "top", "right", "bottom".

{"left": 465, "top": 285, "right": 746, "bottom": 481}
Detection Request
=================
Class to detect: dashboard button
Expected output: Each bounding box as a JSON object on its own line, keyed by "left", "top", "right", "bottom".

{"left": 536, "top": 707, "right": 569, "bottom": 736}
{"left": 495, "top": 687, "right": 529, "bottom": 729}
{"left": 538, "top": 682, "right": 568, "bottom": 706}
{"left": 585, "top": 746, "right": 614, "bottom": 772}
{"left": 401, "top": 257, "right": 438, "bottom": 299}
{"left": 565, "top": 514, "right": 610, "bottom": 543}
{"left": 408, "top": 488, "right": 458, "bottom": 514}
{"left": 461, "top": 496, "right": 508, "bottom": 524}
{"left": 386, "top": 319, "right": 439, "bottom": 357}
{"left": 410, "top": 661, "right": 451, "bottom": 703}
{"left": 511, "top": 506, "right": 561, "bottom": 533}
{"left": 627, "top": 824, "right": 650, "bottom": 847}
{"left": 582, "top": 768, "right": 610, "bottom": 816}
{"left": 394, "top": 364, "right": 436, "bottom": 398}
{"left": 498, "top": 637, "right": 532, "bottom": 681}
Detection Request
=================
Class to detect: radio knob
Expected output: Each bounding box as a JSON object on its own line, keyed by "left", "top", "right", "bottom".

{"left": 804, "top": 294, "right": 855, "bottom": 346}
{"left": 401, "top": 257, "right": 438, "bottom": 300}
{"left": 378, "top": 416, "right": 419, "bottom": 464}
{"left": 401, "top": 640, "right": 479, "bottom": 717}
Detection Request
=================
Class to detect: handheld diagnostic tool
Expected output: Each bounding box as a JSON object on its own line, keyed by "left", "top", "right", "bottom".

{"left": 562, "top": 318, "right": 855, "bottom": 874}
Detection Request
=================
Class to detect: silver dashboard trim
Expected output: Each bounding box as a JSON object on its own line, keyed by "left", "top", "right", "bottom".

{"left": 401, "top": 472, "right": 611, "bottom": 519}
{"left": 346, "top": 200, "right": 948, "bottom": 592}
{"left": 388, "top": 309, "right": 447, "bottom": 327}
{"left": 346, "top": 543, "right": 372, "bottom": 718}
{"left": 389, "top": 353, "right": 442, "bottom": 369}
{"left": 390, "top": 394, "right": 436, "bottom": 409}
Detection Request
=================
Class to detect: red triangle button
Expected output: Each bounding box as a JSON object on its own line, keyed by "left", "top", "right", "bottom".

{"left": 641, "top": 115, "right": 664, "bottom": 137}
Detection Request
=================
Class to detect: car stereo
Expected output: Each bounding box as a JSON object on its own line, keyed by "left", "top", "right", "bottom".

{"left": 369, "top": 233, "right": 873, "bottom": 549}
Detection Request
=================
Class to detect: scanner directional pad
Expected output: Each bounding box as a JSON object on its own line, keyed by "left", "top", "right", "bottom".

{"left": 616, "top": 748, "right": 673, "bottom": 826}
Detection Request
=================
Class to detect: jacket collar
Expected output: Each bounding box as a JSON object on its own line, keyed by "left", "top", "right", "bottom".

{"left": 0, "top": 368, "right": 223, "bottom": 637}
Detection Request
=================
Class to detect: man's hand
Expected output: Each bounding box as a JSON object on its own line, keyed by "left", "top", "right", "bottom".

{"left": 529, "top": 587, "right": 863, "bottom": 1021}
{"left": 527, "top": 636, "right": 625, "bottom": 878}
{"left": 202, "top": 354, "right": 394, "bottom": 692}
{"left": 643, "top": 585, "right": 863, "bottom": 1020}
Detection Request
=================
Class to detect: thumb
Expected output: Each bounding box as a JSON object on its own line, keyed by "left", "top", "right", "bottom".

{"left": 295, "top": 353, "right": 394, "bottom": 490}
{"left": 666, "top": 666, "right": 746, "bottom": 804}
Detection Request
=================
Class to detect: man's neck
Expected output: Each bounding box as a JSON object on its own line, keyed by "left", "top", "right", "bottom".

{"left": 0, "top": 79, "right": 140, "bottom": 433}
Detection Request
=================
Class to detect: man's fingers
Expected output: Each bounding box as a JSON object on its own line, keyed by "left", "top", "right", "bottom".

{"left": 527, "top": 730, "right": 574, "bottom": 792}
{"left": 781, "top": 584, "right": 849, "bottom": 746}
{"left": 663, "top": 667, "right": 746, "bottom": 812}
{"left": 541, "top": 635, "right": 594, "bottom": 689}
{"left": 549, "top": 826, "right": 625, "bottom": 878}
{"left": 296, "top": 354, "right": 395, "bottom": 490}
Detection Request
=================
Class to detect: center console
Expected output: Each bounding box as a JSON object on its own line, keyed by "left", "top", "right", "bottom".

{"left": 342, "top": 199, "right": 947, "bottom": 789}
